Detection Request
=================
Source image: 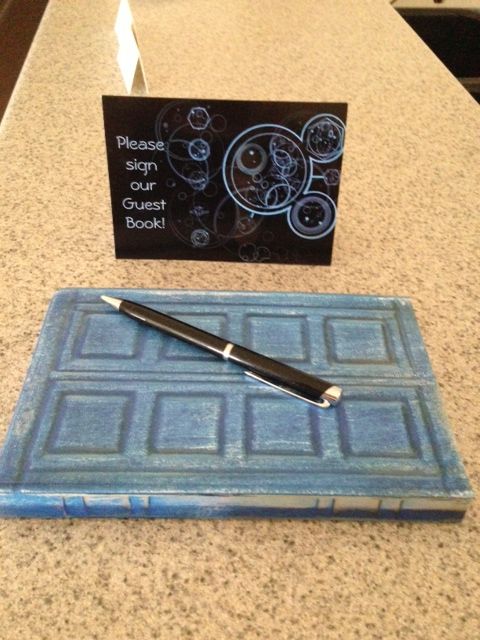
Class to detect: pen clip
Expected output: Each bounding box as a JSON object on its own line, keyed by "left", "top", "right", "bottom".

{"left": 244, "top": 371, "right": 331, "bottom": 409}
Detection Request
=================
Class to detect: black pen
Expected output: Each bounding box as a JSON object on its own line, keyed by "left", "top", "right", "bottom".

{"left": 101, "top": 296, "right": 342, "bottom": 408}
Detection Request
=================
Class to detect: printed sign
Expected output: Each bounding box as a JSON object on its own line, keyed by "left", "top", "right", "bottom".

{"left": 103, "top": 96, "right": 347, "bottom": 264}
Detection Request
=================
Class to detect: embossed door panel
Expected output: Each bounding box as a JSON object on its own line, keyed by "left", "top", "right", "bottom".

{"left": 0, "top": 289, "right": 472, "bottom": 519}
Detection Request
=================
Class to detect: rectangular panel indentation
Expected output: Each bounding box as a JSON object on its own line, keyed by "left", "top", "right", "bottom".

{"left": 45, "top": 391, "right": 133, "bottom": 454}
{"left": 150, "top": 393, "right": 225, "bottom": 454}
{"left": 326, "top": 317, "right": 394, "bottom": 364}
{"left": 244, "top": 315, "right": 310, "bottom": 362}
{"left": 339, "top": 399, "right": 419, "bottom": 459}
{"left": 75, "top": 313, "right": 141, "bottom": 359}
{"left": 245, "top": 396, "right": 320, "bottom": 456}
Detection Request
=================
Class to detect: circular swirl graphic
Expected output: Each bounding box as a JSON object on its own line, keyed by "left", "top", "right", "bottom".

{"left": 155, "top": 103, "right": 226, "bottom": 195}
{"left": 324, "top": 168, "right": 340, "bottom": 185}
{"left": 287, "top": 192, "right": 337, "bottom": 239}
{"left": 156, "top": 104, "right": 345, "bottom": 251}
{"left": 236, "top": 143, "right": 268, "bottom": 175}
{"left": 223, "top": 126, "right": 308, "bottom": 215}
{"left": 303, "top": 114, "right": 345, "bottom": 163}
{"left": 168, "top": 191, "right": 261, "bottom": 251}
{"left": 188, "top": 138, "right": 211, "bottom": 161}
{"left": 190, "top": 228, "right": 210, "bottom": 247}
{"left": 187, "top": 107, "right": 211, "bottom": 130}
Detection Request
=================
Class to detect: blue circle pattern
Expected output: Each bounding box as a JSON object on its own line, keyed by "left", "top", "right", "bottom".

{"left": 222, "top": 115, "right": 345, "bottom": 239}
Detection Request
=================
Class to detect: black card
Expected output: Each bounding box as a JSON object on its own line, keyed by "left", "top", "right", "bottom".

{"left": 102, "top": 96, "right": 347, "bottom": 265}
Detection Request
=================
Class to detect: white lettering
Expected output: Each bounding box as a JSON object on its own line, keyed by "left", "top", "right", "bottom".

{"left": 125, "top": 159, "right": 158, "bottom": 176}
{"left": 125, "top": 217, "right": 165, "bottom": 229}
{"left": 130, "top": 181, "right": 157, "bottom": 191}
{"left": 116, "top": 136, "right": 165, "bottom": 151}
{"left": 122, "top": 198, "right": 166, "bottom": 211}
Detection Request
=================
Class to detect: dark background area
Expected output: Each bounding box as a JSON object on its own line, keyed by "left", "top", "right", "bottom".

{"left": 398, "top": 7, "right": 480, "bottom": 104}
{"left": 0, "top": 0, "right": 48, "bottom": 121}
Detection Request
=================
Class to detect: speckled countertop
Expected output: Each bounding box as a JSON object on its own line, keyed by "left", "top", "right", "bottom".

{"left": 0, "top": 1, "right": 479, "bottom": 638}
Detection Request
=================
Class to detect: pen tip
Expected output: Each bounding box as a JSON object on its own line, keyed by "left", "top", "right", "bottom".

{"left": 100, "top": 295, "right": 122, "bottom": 310}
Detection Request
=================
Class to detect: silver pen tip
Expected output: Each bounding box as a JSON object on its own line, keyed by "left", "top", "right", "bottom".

{"left": 100, "top": 295, "right": 122, "bottom": 309}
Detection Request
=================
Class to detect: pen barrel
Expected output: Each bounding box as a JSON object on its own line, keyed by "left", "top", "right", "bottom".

{"left": 120, "top": 300, "right": 227, "bottom": 356}
{"left": 119, "top": 299, "right": 338, "bottom": 405}
{"left": 228, "top": 345, "right": 331, "bottom": 402}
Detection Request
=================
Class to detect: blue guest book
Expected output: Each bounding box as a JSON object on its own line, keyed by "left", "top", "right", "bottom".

{"left": 0, "top": 289, "right": 473, "bottom": 519}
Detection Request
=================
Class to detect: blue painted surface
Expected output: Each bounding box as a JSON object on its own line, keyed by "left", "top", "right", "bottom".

{"left": 0, "top": 289, "right": 473, "bottom": 519}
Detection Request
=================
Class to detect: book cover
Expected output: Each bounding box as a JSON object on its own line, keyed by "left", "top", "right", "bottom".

{"left": 0, "top": 289, "right": 473, "bottom": 519}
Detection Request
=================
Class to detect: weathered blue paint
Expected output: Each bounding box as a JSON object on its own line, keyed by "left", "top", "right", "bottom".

{"left": 0, "top": 289, "right": 473, "bottom": 519}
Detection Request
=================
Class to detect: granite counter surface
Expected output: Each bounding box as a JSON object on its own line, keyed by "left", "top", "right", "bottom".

{"left": 0, "top": 1, "right": 478, "bottom": 638}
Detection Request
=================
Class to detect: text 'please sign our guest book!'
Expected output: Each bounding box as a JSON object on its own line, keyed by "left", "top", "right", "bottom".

{"left": 0, "top": 289, "right": 473, "bottom": 520}
{"left": 102, "top": 96, "right": 347, "bottom": 265}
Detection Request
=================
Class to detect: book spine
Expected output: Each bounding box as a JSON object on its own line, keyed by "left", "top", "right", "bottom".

{"left": 0, "top": 493, "right": 468, "bottom": 520}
